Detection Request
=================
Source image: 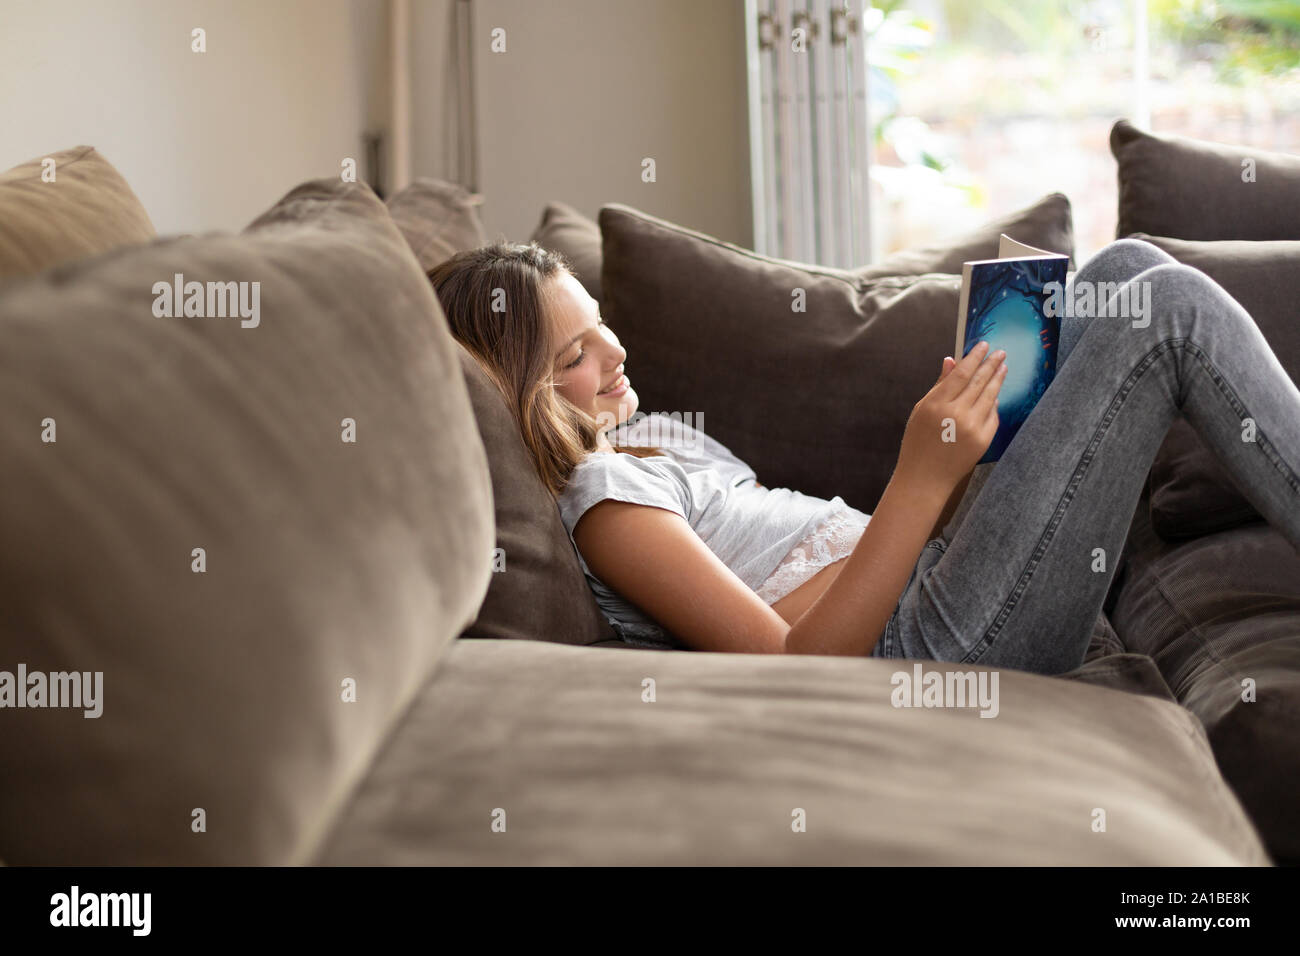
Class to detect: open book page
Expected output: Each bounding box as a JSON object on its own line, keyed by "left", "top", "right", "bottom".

{"left": 996, "top": 234, "right": 1063, "bottom": 260}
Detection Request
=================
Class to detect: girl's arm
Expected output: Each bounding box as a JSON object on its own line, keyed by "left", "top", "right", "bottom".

{"left": 785, "top": 347, "right": 1003, "bottom": 654}
{"left": 924, "top": 356, "right": 975, "bottom": 539}
{"left": 930, "top": 466, "right": 974, "bottom": 540}
{"left": 782, "top": 471, "right": 952, "bottom": 655}
{"left": 573, "top": 345, "right": 1005, "bottom": 656}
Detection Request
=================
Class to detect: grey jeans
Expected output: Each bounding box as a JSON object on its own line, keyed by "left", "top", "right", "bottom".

{"left": 869, "top": 238, "right": 1300, "bottom": 675}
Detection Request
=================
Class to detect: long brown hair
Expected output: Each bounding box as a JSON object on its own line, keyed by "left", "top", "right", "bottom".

{"left": 428, "top": 240, "right": 659, "bottom": 497}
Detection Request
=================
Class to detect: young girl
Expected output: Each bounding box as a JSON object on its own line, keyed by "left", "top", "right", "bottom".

{"left": 429, "top": 238, "right": 1300, "bottom": 675}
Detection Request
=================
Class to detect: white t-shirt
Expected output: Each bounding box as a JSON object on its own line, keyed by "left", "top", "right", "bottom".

{"left": 555, "top": 413, "right": 870, "bottom": 648}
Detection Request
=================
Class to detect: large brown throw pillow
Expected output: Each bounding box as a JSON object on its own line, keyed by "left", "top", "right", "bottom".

{"left": 1111, "top": 119, "right": 1300, "bottom": 241}
{"left": 531, "top": 193, "right": 1073, "bottom": 308}
{"left": 598, "top": 198, "right": 1074, "bottom": 512}
{"left": 0, "top": 145, "right": 156, "bottom": 283}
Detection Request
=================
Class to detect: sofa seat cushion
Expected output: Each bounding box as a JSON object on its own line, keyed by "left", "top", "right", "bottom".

{"left": 0, "top": 145, "right": 156, "bottom": 284}
{"left": 313, "top": 639, "right": 1267, "bottom": 865}
{"left": 1109, "top": 510, "right": 1300, "bottom": 865}
{"left": 0, "top": 179, "right": 493, "bottom": 864}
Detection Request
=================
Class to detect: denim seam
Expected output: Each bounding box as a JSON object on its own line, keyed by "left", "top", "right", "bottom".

{"left": 1178, "top": 340, "right": 1300, "bottom": 497}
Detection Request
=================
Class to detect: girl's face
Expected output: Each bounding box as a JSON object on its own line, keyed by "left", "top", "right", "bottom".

{"left": 547, "top": 271, "right": 639, "bottom": 431}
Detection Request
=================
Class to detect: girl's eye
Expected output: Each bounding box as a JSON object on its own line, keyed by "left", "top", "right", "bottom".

{"left": 561, "top": 321, "right": 605, "bottom": 370}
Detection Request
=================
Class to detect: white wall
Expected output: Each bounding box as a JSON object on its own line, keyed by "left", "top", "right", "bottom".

{"left": 0, "top": 0, "right": 387, "bottom": 234}
{"left": 464, "top": 0, "right": 752, "bottom": 247}
{"left": 1, "top": 0, "right": 752, "bottom": 247}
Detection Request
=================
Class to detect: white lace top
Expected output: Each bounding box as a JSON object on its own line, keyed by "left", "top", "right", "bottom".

{"left": 753, "top": 502, "right": 871, "bottom": 604}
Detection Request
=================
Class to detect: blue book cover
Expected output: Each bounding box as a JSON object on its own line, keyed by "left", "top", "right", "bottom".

{"left": 956, "top": 235, "right": 1069, "bottom": 463}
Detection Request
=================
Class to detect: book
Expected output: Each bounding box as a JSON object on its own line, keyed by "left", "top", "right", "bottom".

{"left": 956, "top": 234, "right": 1069, "bottom": 463}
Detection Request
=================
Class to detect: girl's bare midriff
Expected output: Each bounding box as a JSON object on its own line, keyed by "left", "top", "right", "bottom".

{"left": 770, "top": 556, "right": 889, "bottom": 655}
{"left": 769, "top": 556, "right": 851, "bottom": 626}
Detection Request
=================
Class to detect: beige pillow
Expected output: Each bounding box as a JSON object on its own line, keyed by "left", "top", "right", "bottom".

{"left": 386, "top": 177, "right": 487, "bottom": 272}
{"left": 0, "top": 179, "right": 493, "bottom": 864}
{"left": 0, "top": 145, "right": 156, "bottom": 283}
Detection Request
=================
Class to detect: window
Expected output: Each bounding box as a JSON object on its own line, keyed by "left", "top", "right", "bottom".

{"left": 748, "top": 0, "right": 1300, "bottom": 264}
{"left": 868, "top": 0, "right": 1300, "bottom": 260}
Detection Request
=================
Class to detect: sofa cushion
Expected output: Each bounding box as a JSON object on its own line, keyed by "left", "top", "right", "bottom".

{"left": 1110, "top": 510, "right": 1300, "bottom": 865}
{"left": 1111, "top": 119, "right": 1300, "bottom": 241}
{"left": 1062, "top": 651, "right": 1179, "bottom": 704}
{"left": 313, "top": 638, "right": 1266, "bottom": 864}
{"left": 1148, "top": 417, "right": 1261, "bottom": 539}
{"left": 530, "top": 200, "right": 604, "bottom": 305}
{"left": 0, "top": 145, "right": 156, "bottom": 283}
{"left": 0, "top": 179, "right": 493, "bottom": 864}
{"left": 1130, "top": 235, "right": 1300, "bottom": 539}
{"left": 456, "top": 343, "right": 617, "bottom": 646}
{"left": 386, "top": 177, "right": 487, "bottom": 272}
{"left": 600, "top": 205, "right": 967, "bottom": 511}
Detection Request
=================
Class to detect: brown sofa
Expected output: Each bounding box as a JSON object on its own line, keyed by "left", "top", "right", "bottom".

{"left": 0, "top": 142, "right": 1283, "bottom": 865}
{"left": 534, "top": 123, "right": 1300, "bottom": 866}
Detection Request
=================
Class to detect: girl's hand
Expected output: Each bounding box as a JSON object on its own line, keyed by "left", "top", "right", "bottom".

{"left": 895, "top": 342, "right": 1006, "bottom": 494}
